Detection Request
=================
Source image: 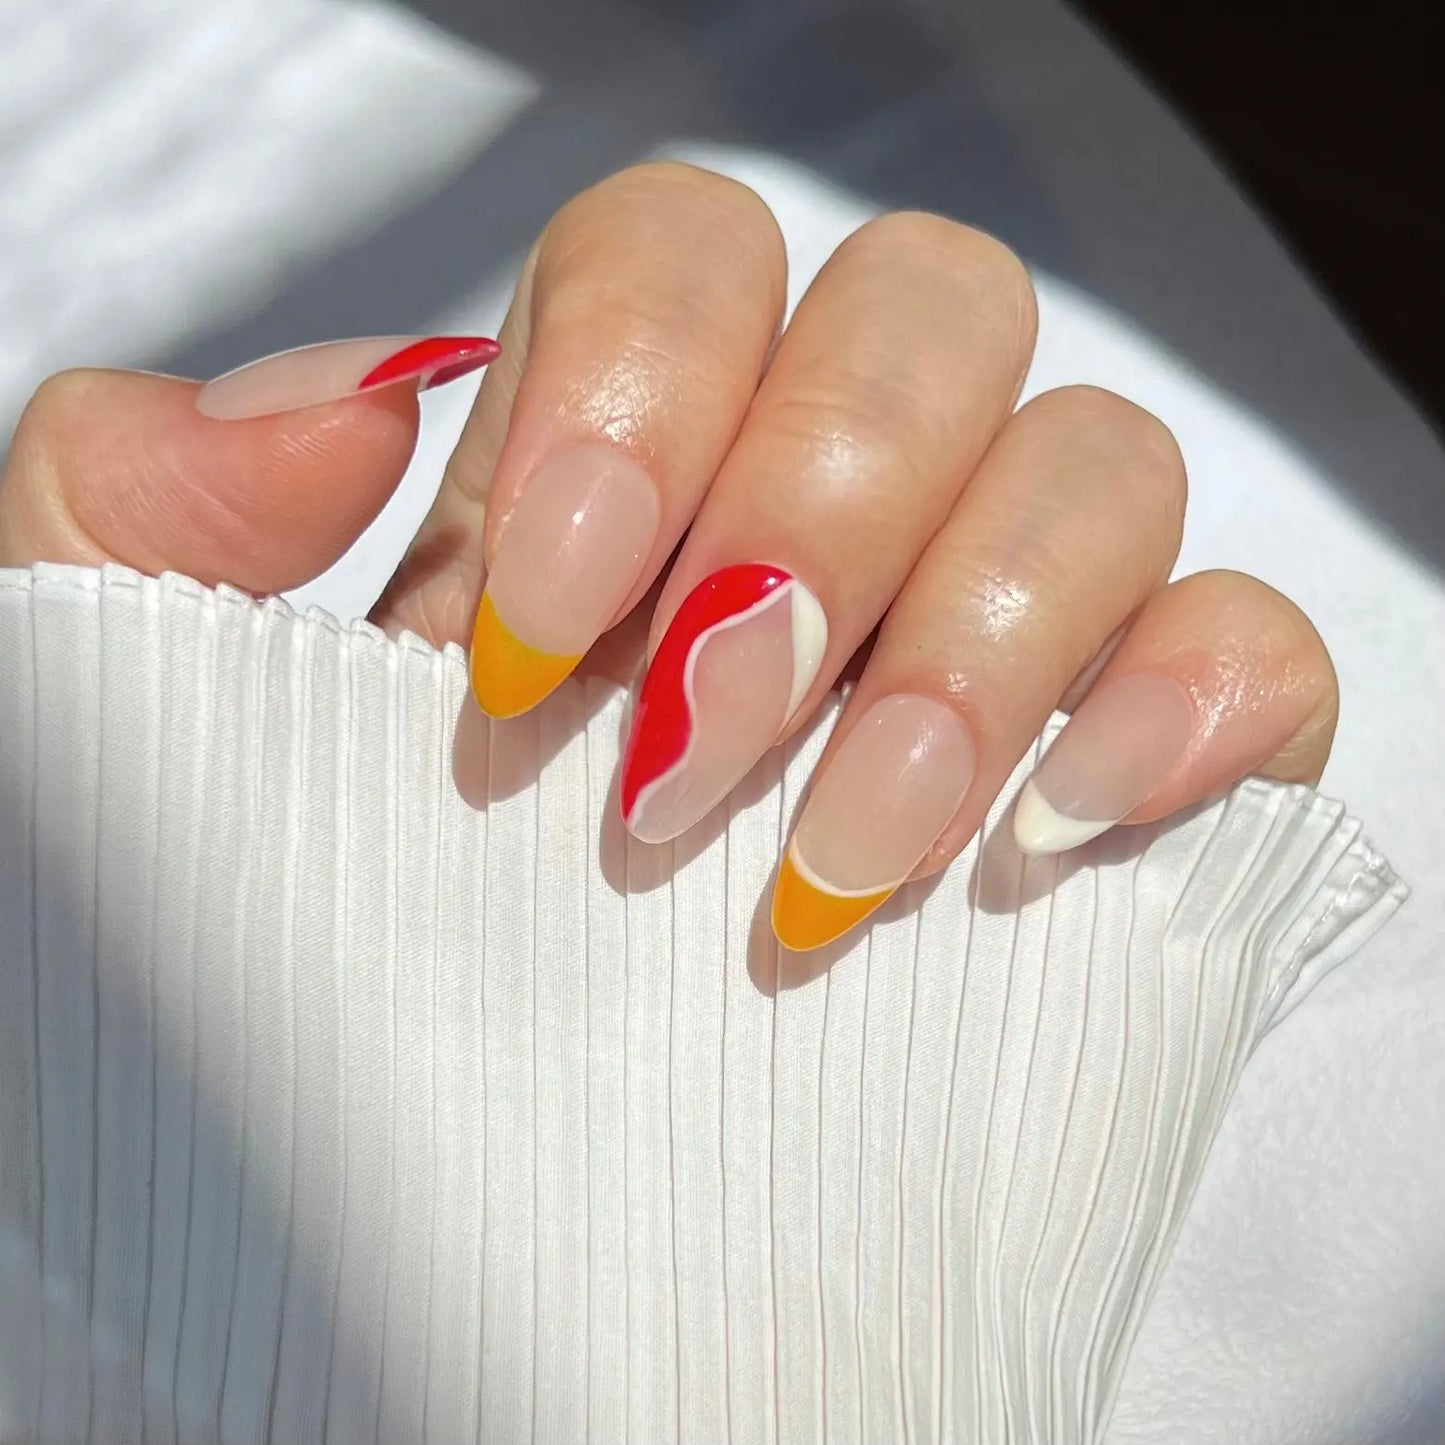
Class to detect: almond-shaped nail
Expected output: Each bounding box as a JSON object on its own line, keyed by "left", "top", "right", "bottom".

{"left": 1013, "top": 672, "right": 1195, "bottom": 855}
{"left": 194, "top": 335, "right": 500, "bottom": 419}
{"left": 620, "top": 564, "right": 828, "bottom": 844}
{"left": 771, "top": 694, "right": 975, "bottom": 951}
{"left": 470, "top": 446, "right": 661, "bottom": 718}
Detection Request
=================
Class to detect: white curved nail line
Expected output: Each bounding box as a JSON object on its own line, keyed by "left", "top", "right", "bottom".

{"left": 785, "top": 837, "right": 902, "bottom": 900}
{"left": 785, "top": 582, "right": 828, "bottom": 719}
{"left": 1012, "top": 779, "right": 1114, "bottom": 855}
{"left": 626, "top": 578, "right": 828, "bottom": 842}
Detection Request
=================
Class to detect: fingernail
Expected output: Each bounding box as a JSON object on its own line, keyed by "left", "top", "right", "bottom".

{"left": 1013, "top": 672, "right": 1195, "bottom": 855}
{"left": 620, "top": 564, "right": 828, "bottom": 844}
{"left": 772, "top": 694, "right": 975, "bottom": 951}
{"left": 195, "top": 335, "right": 500, "bottom": 419}
{"left": 470, "top": 446, "right": 660, "bottom": 718}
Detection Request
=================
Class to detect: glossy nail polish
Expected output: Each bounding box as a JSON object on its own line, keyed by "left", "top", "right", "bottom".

{"left": 470, "top": 446, "right": 661, "bottom": 718}
{"left": 194, "top": 335, "right": 500, "bottom": 419}
{"left": 620, "top": 564, "right": 827, "bottom": 844}
{"left": 772, "top": 694, "right": 975, "bottom": 951}
{"left": 1013, "top": 672, "right": 1195, "bottom": 855}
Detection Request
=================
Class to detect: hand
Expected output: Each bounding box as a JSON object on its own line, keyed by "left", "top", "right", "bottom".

{"left": 0, "top": 163, "right": 1337, "bottom": 953}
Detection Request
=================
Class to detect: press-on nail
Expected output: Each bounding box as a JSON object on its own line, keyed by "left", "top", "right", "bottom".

{"left": 470, "top": 446, "right": 660, "bottom": 718}
{"left": 1014, "top": 673, "right": 1195, "bottom": 855}
{"left": 621, "top": 564, "right": 827, "bottom": 844}
{"left": 195, "top": 335, "right": 499, "bottom": 419}
{"left": 772, "top": 694, "right": 975, "bottom": 951}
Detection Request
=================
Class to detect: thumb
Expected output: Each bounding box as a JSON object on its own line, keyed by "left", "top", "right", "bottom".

{"left": 1, "top": 363, "right": 427, "bottom": 592}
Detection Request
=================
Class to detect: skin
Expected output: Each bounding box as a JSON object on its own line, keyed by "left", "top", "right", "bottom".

{"left": 0, "top": 163, "right": 1338, "bottom": 961}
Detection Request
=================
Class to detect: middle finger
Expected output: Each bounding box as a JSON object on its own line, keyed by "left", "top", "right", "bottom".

{"left": 620, "top": 212, "right": 1037, "bottom": 843}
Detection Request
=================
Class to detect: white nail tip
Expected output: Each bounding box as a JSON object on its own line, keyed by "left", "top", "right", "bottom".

{"left": 1012, "top": 780, "right": 1114, "bottom": 856}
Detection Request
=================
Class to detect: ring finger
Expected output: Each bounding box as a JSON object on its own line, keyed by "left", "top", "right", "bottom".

{"left": 771, "top": 384, "right": 1189, "bottom": 950}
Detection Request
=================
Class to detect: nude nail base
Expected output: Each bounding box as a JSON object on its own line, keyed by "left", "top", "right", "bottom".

{"left": 195, "top": 335, "right": 500, "bottom": 420}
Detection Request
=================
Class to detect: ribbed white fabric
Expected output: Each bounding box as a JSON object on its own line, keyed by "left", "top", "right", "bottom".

{"left": 0, "top": 564, "right": 1405, "bottom": 1445}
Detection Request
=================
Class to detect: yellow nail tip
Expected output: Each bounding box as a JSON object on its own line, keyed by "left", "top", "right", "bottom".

{"left": 771, "top": 852, "right": 894, "bottom": 953}
{"left": 470, "top": 592, "right": 582, "bottom": 719}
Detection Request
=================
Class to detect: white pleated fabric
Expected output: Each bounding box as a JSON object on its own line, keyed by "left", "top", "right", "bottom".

{"left": 0, "top": 564, "right": 1406, "bottom": 1445}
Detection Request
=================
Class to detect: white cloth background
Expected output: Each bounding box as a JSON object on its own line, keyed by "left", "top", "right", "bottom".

{"left": 0, "top": 565, "right": 1407, "bottom": 1445}
{"left": 2, "top": 0, "right": 1443, "bottom": 1440}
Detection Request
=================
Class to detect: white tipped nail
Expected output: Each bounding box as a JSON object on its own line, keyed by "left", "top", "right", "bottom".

{"left": 1012, "top": 779, "right": 1114, "bottom": 855}
{"left": 1012, "top": 674, "right": 1195, "bottom": 856}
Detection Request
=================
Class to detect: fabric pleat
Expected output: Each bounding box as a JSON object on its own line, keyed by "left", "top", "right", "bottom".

{"left": 0, "top": 564, "right": 1406, "bottom": 1445}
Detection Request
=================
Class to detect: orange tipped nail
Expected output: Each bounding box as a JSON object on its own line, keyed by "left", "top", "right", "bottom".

{"left": 771, "top": 847, "right": 894, "bottom": 952}
{"left": 469, "top": 592, "right": 582, "bottom": 718}
{"left": 468, "top": 444, "right": 660, "bottom": 720}
{"left": 770, "top": 695, "right": 975, "bottom": 952}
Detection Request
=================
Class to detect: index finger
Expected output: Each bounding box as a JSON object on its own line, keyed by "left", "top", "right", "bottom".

{"left": 373, "top": 163, "right": 788, "bottom": 718}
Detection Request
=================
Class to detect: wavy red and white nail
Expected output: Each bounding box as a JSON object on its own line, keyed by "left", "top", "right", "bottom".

{"left": 621, "top": 563, "right": 828, "bottom": 845}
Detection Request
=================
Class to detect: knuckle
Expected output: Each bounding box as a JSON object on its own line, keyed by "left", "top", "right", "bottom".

{"left": 1023, "top": 385, "right": 1187, "bottom": 538}
{"left": 1031, "top": 385, "right": 1182, "bottom": 470}
{"left": 1178, "top": 569, "right": 1339, "bottom": 774}
{"left": 762, "top": 371, "right": 947, "bottom": 489}
{"left": 596, "top": 159, "right": 759, "bottom": 210}
{"left": 840, "top": 212, "right": 1037, "bottom": 336}
{"left": 11, "top": 369, "right": 102, "bottom": 457}
{"left": 631, "top": 162, "right": 781, "bottom": 231}
{"left": 1178, "top": 568, "right": 1324, "bottom": 651}
{"left": 543, "top": 162, "right": 785, "bottom": 292}
{"left": 2, "top": 370, "right": 117, "bottom": 563}
{"left": 6, "top": 370, "right": 119, "bottom": 521}
{"left": 529, "top": 165, "right": 786, "bottom": 378}
{"left": 616, "top": 163, "right": 784, "bottom": 258}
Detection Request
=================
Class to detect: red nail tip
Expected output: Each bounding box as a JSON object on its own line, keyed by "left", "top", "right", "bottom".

{"left": 620, "top": 563, "right": 797, "bottom": 828}
{"left": 358, "top": 335, "right": 501, "bottom": 391}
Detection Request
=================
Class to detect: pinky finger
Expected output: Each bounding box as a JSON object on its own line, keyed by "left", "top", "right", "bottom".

{"left": 1013, "top": 569, "right": 1339, "bottom": 854}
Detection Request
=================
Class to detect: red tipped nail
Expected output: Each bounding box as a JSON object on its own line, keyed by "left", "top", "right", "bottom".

{"left": 196, "top": 334, "right": 502, "bottom": 420}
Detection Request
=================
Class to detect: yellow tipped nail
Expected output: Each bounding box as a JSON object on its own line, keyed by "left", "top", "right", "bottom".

{"left": 470, "top": 591, "right": 582, "bottom": 719}
{"left": 770, "top": 847, "right": 894, "bottom": 952}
